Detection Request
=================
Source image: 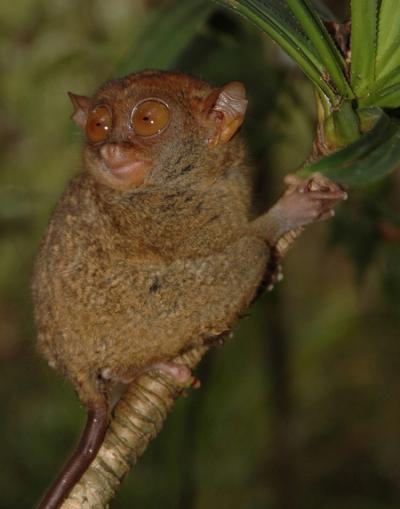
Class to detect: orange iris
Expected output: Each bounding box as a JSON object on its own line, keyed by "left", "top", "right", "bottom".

{"left": 131, "top": 100, "right": 170, "bottom": 137}
{"left": 86, "top": 105, "right": 112, "bottom": 143}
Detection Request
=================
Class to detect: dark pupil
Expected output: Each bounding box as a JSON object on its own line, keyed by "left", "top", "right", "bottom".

{"left": 143, "top": 116, "right": 149, "bottom": 121}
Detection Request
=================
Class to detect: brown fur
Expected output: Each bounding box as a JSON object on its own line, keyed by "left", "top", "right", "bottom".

{"left": 32, "top": 71, "right": 269, "bottom": 406}
{"left": 32, "top": 70, "right": 347, "bottom": 408}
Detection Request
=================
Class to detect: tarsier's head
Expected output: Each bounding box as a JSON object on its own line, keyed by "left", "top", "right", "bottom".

{"left": 69, "top": 70, "right": 248, "bottom": 192}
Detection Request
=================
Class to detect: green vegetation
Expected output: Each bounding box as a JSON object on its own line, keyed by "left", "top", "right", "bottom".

{"left": 217, "top": 0, "right": 400, "bottom": 186}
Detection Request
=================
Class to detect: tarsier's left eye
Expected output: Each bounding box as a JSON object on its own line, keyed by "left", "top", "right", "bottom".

{"left": 131, "top": 99, "right": 170, "bottom": 137}
{"left": 86, "top": 105, "right": 112, "bottom": 143}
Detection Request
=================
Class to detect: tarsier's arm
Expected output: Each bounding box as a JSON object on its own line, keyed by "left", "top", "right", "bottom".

{"left": 252, "top": 172, "right": 347, "bottom": 257}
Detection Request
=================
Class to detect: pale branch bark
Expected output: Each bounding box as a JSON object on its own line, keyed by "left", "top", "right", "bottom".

{"left": 61, "top": 345, "right": 208, "bottom": 509}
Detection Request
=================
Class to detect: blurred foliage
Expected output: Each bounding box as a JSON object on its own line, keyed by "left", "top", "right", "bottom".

{"left": 0, "top": 1, "right": 400, "bottom": 509}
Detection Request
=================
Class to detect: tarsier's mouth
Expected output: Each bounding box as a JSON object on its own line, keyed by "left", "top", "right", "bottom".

{"left": 98, "top": 141, "right": 153, "bottom": 188}
{"left": 102, "top": 158, "right": 153, "bottom": 186}
{"left": 107, "top": 159, "right": 150, "bottom": 177}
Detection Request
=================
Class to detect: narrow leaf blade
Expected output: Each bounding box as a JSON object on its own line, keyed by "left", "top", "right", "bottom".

{"left": 286, "top": 0, "right": 352, "bottom": 98}
{"left": 324, "top": 127, "right": 400, "bottom": 186}
{"left": 350, "top": 0, "right": 378, "bottom": 96}
{"left": 299, "top": 113, "right": 400, "bottom": 187}
{"left": 310, "top": 0, "right": 338, "bottom": 21}
{"left": 376, "top": 0, "right": 400, "bottom": 83}
{"left": 216, "top": 0, "right": 338, "bottom": 102}
{"left": 361, "top": 83, "right": 400, "bottom": 109}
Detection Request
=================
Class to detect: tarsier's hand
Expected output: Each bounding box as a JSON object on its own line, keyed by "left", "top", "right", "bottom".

{"left": 258, "top": 172, "right": 348, "bottom": 289}
{"left": 280, "top": 172, "right": 347, "bottom": 228}
{"left": 251, "top": 172, "right": 347, "bottom": 252}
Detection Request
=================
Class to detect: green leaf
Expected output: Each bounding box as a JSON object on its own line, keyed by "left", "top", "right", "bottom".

{"left": 286, "top": 0, "right": 352, "bottom": 98}
{"left": 117, "top": 0, "right": 215, "bottom": 75}
{"left": 361, "top": 83, "right": 400, "bottom": 109}
{"left": 350, "top": 0, "right": 378, "bottom": 96}
{"left": 371, "top": 64, "right": 400, "bottom": 91}
{"left": 302, "top": 113, "right": 389, "bottom": 171}
{"left": 310, "top": 0, "right": 338, "bottom": 21}
{"left": 363, "top": 64, "right": 400, "bottom": 108}
{"left": 298, "top": 113, "right": 400, "bottom": 187}
{"left": 215, "top": 0, "right": 339, "bottom": 103}
{"left": 376, "top": 0, "right": 400, "bottom": 85}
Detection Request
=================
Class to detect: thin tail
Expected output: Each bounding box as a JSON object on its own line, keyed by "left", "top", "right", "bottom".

{"left": 37, "top": 399, "right": 109, "bottom": 509}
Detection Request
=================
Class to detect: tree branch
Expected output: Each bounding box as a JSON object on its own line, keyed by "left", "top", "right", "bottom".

{"left": 61, "top": 345, "right": 208, "bottom": 509}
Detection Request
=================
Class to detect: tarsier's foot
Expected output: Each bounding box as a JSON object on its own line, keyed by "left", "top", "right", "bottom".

{"left": 150, "top": 362, "right": 192, "bottom": 384}
{"left": 282, "top": 172, "right": 347, "bottom": 225}
{"left": 102, "top": 361, "right": 198, "bottom": 388}
{"left": 148, "top": 362, "right": 202, "bottom": 388}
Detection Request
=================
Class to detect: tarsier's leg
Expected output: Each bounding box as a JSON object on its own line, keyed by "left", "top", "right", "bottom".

{"left": 252, "top": 173, "right": 347, "bottom": 257}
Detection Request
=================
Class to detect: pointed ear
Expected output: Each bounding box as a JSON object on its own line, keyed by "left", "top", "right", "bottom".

{"left": 68, "top": 92, "right": 91, "bottom": 129}
{"left": 204, "top": 82, "right": 248, "bottom": 147}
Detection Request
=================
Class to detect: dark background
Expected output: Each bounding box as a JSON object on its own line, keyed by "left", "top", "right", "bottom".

{"left": 1, "top": 1, "right": 400, "bottom": 508}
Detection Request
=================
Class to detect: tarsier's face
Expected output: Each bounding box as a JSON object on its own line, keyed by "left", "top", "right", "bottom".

{"left": 69, "top": 71, "right": 248, "bottom": 191}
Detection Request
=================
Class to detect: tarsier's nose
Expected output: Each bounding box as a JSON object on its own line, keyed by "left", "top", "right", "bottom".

{"left": 99, "top": 143, "right": 153, "bottom": 187}
{"left": 100, "top": 143, "right": 135, "bottom": 169}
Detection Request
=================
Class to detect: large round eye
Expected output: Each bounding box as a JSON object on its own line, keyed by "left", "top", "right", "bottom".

{"left": 131, "top": 100, "right": 170, "bottom": 137}
{"left": 86, "top": 105, "right": 112, "bottom": 143}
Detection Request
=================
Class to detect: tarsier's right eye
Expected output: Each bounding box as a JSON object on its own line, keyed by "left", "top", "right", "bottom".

{"left": 86, "top": 105, "right": 112, "bottom": 143}
{"left": 131, "top": 99, "right": 170, "bottom": 137}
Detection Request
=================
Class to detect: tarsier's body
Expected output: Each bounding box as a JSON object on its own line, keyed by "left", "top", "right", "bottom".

{"left": 32, "top": 71, "right": 345, "bottom": 509}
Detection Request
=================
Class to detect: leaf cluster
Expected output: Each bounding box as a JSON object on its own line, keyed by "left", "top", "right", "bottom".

{"left": 216, "top": 0, "right": 400, "bottom": 188}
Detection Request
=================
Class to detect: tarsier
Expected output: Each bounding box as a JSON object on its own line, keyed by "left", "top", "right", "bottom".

{"left": 32, "top": 70, "right": 346, "bottom": 509}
